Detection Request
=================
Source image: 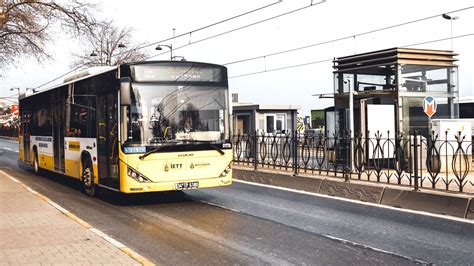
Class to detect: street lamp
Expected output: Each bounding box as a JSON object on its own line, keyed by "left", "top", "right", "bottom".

{"left": 156, "top": 44, "right": 173, "bottom": 60}
{"left": 442, "top": 13, "right": 459, "bottom": 51}
{"left": 90, "top": 50, "right": 106, "bottom": 65}
{"left": 118, "top": 42, "right": 126, "bottom": 49}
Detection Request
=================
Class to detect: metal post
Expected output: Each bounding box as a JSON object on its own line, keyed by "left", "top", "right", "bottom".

{"left": 348, "top": 78, "right": 355, "bottom": 172}
{"left": 344, "top": 132, "right": 350, "bottom": 182}
{"left": 291, "top": 130, "right": 298, "bottom": 176}
{"left": 253, "top": 130, "right": 258, "bottom": 171}
{"left": 413, "top": 132, "right": 419, "bottom": 191}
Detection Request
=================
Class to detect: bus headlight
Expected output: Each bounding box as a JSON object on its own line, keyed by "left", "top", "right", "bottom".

{"left": 220, "top": 162, "right": 232, "bottom": 177}
{"left": 127, "top": 167, "right": 152, "bottom": 183}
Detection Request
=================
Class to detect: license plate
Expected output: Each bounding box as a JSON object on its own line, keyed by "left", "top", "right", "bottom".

{"left": 175, "top": 181, "right": 199, "bottom": 190}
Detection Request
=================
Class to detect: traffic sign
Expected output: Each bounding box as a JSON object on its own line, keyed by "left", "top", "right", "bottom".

{"left": 423, "top": 96, "right": 437, "bottom": 118}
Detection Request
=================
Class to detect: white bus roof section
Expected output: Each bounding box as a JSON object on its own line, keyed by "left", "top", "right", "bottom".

{"left": 21, "top": 65, "right": 117, "bottom": 100}
{"left": 63, "top": 66, "right": 117, "bottom": 83}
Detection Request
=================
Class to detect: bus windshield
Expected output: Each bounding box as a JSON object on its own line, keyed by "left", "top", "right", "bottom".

{"left": 123, "top": 84, "right": 229, "bottom": 146}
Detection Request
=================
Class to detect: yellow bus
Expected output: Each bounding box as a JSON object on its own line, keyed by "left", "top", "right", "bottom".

{"left": 19, "top": 61, "right": 233, "bottom": 196}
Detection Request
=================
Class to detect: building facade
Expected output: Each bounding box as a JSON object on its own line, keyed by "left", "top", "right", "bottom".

{"left": 232, "top": 103, "right": 300, "bottom": 135}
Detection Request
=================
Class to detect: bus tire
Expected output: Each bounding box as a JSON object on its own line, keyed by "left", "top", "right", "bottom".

{"left": 33, "top": 150, "right": 41, "bottom": 175}
{"left": 81, "top": 158, "right": 96, "bottom": 197}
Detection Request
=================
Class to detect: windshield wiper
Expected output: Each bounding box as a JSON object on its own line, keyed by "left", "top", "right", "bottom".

{"left": 139, "top": 146, "right": 164, "bottom": 160}
{"left": 180, "top": 140, "right": 225, "bottom": 156}
{"left": 210, "top": 144, "right": 225, "bottom": 156}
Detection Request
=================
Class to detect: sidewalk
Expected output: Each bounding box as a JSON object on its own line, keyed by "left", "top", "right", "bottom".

{"left": 0, "top": 171, "right": 145, "bottom": 265}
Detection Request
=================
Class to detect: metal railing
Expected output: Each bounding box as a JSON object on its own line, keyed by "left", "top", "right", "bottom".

{"left": 233, "top": 130, "right": 474, "bottom": 193}
{"left": 0, "top": 127, "right": 18, "bottom": 138}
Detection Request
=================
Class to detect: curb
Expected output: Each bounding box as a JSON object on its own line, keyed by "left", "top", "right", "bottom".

{"left": 467, "top": 199, "right": 474, "bottom": 219}
{"left": 0, "top": 136, "right": 17, "bottom": 141}
{"left": 0, "top": 170, "right": 155, "bottom": 266}
{"left": 234, "top": 168, "right": 474, "bottom": 220}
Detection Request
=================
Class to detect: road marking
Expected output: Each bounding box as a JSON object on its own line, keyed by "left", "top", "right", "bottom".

{"left": 192, "top": 198, "right": 242, "bottom": 213}
{"left": 0, "top": 170, "right": 155, "bottom": 266}
{"left": 229, "top": 180, "right": 435, "bottom": 264}
{"left": 320, "top": 233, "right": 429, "bottom": 265}
{"left": 234, "top": 179, "right": 474, "bottom": 225}
{"left": 90, "top": 228, "right": 126, "bottom": 248}
{"left": 137, "top": 207, "right": 293, "bottom": 265}
{"left": 194, "top": 181, "right": 430, "bottom": 264}
{"left": 1, "top": 148, "right": 18, "bottom": 154}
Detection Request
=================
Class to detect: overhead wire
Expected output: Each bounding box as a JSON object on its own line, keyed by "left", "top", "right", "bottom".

{"left": 224, "top": 5, "right": 474, "bottom": 66}
{"left": 401, "top": 32, "right": 474, "bottom": 48}
{"left": 229, "top": 58, "right": 333, "bottom": 79}
{"left": 228, "top": 33, "right": 474, "bottom": 79}
{"left": 130, "top": 0, "right": 284, "bottom": 52}
{"left": 144, "top": 0, "right": 327, "bottom": 61}
{"left": 33, "top": 4, "right": 473, "bottom": 88}
{"left": 32, "top": 0, "right": 284, "bottom": 89}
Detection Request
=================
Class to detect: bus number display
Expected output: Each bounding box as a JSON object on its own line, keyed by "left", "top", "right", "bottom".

{"left": 132, "top": 65, "right": 222, "bottom": 83}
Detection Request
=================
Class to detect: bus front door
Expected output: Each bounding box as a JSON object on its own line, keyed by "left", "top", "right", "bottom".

{"left": 97, "top": 92, "right": 119, "bottom": 189}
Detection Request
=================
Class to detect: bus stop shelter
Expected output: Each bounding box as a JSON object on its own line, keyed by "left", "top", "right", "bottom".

{"left": 332, "top": 47, "right": 459, "bottom": 138}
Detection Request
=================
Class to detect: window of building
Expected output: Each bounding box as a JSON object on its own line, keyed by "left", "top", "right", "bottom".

{"left": 265, "top": 114, "right": 286, "bottom": 133}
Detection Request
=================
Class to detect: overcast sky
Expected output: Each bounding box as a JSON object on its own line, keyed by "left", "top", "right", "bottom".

{"left": 1, "top": 0, "right": 473, "bottom": 114}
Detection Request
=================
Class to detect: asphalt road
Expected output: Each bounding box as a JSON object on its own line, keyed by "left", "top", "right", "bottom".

{"left": 1, "top": 139, "right": 473, "bottom": 265}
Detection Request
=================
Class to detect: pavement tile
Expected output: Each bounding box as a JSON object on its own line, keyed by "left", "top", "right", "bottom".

{"left": 0, "top": 172, "right": 141, "bottom": 265}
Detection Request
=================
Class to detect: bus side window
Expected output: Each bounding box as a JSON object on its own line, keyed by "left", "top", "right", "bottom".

{"left": 69, "top": 98, "right": 96, "bottom": 138}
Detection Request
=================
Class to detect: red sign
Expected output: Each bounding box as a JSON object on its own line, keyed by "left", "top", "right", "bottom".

{"left": 11, "top": 104, "right": 19, "bottom": 117}
{"left": 423, "top": 96, "right": 437, "bottom": 118}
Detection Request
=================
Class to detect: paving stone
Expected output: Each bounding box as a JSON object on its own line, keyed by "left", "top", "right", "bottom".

{"left": 0, "top": 173, "right": 140, "bottom": 265}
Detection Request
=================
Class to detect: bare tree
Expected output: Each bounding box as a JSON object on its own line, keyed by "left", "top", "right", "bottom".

{"left": 0, "top": 0, "right": 97, "bottom": 73}
{"left": 72, "top": 20, "right": 147, "bottom": 68}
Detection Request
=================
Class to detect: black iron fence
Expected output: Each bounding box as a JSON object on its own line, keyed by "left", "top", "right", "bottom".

{"left": 233, "top": 131, "right": 474, "bottom": 193}
{"left": 0, "top": 127, "right": 18, "bottom": 138}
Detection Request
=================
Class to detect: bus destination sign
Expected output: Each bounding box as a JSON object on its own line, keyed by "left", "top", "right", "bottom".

{"left": 133, "top": 65, "right": 222, "bottom": 83}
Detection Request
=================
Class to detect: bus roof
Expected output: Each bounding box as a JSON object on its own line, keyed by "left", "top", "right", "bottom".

{"left": 122, "top": 60, "right": 227, "bottom": 70}
{"left": 19, "top": 60, "right": 227, "bottom": 100}
{"left": 20, "top": 65, "right": 118, "bottom": 100}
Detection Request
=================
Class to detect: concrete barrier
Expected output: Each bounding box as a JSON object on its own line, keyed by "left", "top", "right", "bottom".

{"left": 319, "top": 180, "right": 384, "bottom": 204}
{"left": 233, "top": 167, "right": 473, "bottom": 219}
{"left": 380, "top": 188, "right": 470, "bottom": 218}
{"left": 466, "top": 199, "right": 474, "bottom": 220}
{"left": 234, "top": 169, "right": 321, "bottom": 193}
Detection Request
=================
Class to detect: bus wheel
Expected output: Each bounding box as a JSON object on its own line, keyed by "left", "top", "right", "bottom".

{"left": 81, "top": 159, "right": 96, "bottom": 197}
{"left": 33, "top": 151, "right": 41, "bottom": 175}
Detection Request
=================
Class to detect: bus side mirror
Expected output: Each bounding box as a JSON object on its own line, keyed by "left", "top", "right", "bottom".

{"left": 120, "top": 77, "right": 132, "bottom": 106}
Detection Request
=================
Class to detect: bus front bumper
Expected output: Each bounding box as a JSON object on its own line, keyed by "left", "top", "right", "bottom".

{"left": 121, "top": 174, "right": 232, "bottom": 193}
